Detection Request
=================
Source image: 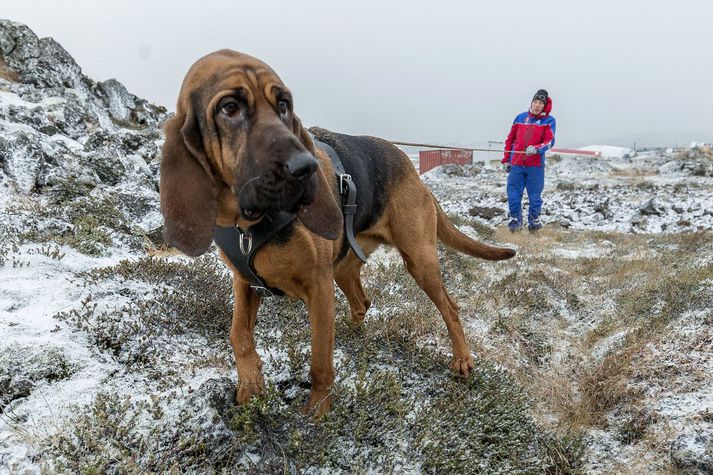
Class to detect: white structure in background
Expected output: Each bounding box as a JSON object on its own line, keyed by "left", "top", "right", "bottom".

{"left": 577, "top": 145, "right": 635, "bottom": 159}
{"left": 689, "top": 141, "right": 713, "bottom": 149}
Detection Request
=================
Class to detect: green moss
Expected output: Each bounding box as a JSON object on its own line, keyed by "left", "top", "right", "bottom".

{"left": 56, "top": 256, "right": 233, "bottom": 375}
{"left": 61, "top": 215, "right": 113, "bottom": 256}
{"left": 49, "top": 393, "right": 159, "bottom": 474}
{"left": 20, "top": 185, "right": 141, "bottom": 255}
{"left": 46, "top": 177, "right": 96, "bottom": 205}
{"left": 215, "top": 259, "right": 580, "bottom": 473}
{"left": 83, "top": 256, "right": 233, "bottom": 337}
{"left": 110, "top": 116, "right": 150, "bottom": 131}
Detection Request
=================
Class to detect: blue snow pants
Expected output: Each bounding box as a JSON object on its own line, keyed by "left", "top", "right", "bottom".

{"left": 507, "top": 165, "right": 545, "bottom": 224}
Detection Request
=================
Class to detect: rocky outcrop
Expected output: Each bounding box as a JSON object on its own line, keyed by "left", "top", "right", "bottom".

{"left": 0, "top": 345, "right": 74, "bottom": 413}
{"left": 0, "top": 19, "right": 169, "bottom": 253}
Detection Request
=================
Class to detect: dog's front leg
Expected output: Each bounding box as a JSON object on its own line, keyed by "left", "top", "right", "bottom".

{"left": 303, "top": 274, "right": 336, "bottom": 418}
{"left": 230, "top": 280, "right": 264, "bottom": 404}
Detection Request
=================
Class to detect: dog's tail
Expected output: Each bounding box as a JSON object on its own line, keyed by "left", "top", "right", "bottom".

{"left": 434, "top": 198, "right": 516, "bottom": 261}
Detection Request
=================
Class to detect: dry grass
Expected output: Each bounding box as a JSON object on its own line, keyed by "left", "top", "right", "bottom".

{"left": 675, "top": 145, "right": 713, "bottom": 161}
{"left": 0, "top": 58, "right": 19, "bottom": 82}
{"left": 565, "top": 344, "right": 645, "bottom": 429}
{"left": 609, "top": 169, "right": 659, "bottom": 177}
{"left": 474, "top": 227, "right": 713, "bottom": 472}
{"left": 146, "top": 245, "right": 183, "bottom": 257}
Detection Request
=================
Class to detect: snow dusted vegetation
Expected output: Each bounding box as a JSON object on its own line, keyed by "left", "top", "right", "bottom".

{"left": 2, "top": 20, "right": 713, "bottom": 474}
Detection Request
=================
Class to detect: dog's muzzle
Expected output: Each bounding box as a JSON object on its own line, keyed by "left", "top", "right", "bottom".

{"left": 237, "top": 152, "right": 319, "bottom": 219}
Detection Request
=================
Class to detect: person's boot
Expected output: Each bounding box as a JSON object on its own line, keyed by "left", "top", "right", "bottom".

{"left": 508, "top": 214, "right": 522, "bottom": 232}
{"left": 528, "top": 214, "right": 543, "bottom": 232}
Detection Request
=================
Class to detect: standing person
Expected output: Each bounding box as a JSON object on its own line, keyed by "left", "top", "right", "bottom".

{"left": 501, "top": 89, "right": 556, "bottom": 232}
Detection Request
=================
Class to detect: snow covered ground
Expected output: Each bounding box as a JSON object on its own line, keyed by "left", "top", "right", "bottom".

{"left": 2, "top": 19, "right": 712, "bottom": 473}
{"left": 423, "top": 152, "right": 713, "bottom": 235}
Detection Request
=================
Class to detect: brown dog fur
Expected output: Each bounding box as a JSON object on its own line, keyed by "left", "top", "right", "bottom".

{"left": 160, "top": 50, "right": 515, "bottom": 416}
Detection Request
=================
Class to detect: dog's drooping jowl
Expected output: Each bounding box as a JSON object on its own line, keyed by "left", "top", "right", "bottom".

{"left": 160, "top": 50, "right": 516, "bottom": 416}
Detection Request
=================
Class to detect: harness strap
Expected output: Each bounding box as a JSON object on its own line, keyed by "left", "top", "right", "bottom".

{"left": 214, "top": 211, "right": 296, "bottom": 297}
{"left": 312, "top": 138, "right": 368, "bottom": 263}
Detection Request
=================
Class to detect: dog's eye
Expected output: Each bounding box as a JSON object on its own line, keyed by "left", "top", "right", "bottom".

{"left": 219, "top": 100, "right": 240, "bottom": 118}
{"left": 278, "top": 100, "right": 289, "bottom": 116}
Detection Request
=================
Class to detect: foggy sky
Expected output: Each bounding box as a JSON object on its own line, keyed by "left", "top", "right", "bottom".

{"left": 4, "top": 0, "right": 712, "bottom": 148}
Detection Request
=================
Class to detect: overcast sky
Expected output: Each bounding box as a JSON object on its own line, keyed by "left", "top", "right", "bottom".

{"left": 4, "top": 0, "right": 712, "bottom": 147}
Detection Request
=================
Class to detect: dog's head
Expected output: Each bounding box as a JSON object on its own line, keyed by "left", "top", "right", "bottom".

{"left": 160, "top": 50, "right": 342, "bottom": 256}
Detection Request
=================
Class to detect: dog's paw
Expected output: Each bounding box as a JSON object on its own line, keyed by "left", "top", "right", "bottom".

{"left": 301, "top": 389, "right": 332, "bottom": 419}
{"left": 349, "top": 311, "right": 367, "bottom": 324}
{"left": 236, "top": 374, "right": 265, "bottom": 404}
{"left": 451, "top": 355, "right": 474, "bottom": 377}
{"left": 349, "top": 298, "right": 371, "bottom": 323}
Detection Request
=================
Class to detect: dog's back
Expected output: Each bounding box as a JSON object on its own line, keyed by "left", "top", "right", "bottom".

{"left": 309, "top": 126, "right": 412, "bottom": 235}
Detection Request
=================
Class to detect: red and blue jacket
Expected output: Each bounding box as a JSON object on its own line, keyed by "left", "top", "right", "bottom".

{"left": 501, "top": 97, "right": 556, "bottom": 167}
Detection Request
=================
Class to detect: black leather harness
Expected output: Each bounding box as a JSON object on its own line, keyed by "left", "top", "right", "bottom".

{"left": 213, "top": 139, "right": 366, "bottom": 298}
{"left": 312, "top": 138, "right": 368, "bottom": 264}
{"left": 214, "top": 211, "right": 295, "bottom": 298}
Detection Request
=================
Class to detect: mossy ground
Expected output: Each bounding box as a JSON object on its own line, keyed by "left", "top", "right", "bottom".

{"left": 23, "top": 227, "right": 712, "bottom": 473}
{"left": 6, "top": 176, "right": 160, "bottom": 256}
{"left": 43, "top": 241, "right": 584, "bottom": 473}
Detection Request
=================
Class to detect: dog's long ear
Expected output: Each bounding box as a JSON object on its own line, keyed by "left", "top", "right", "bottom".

{"left": 160, "top": 106, "right": 218, "bottom": 256}
{"left": 292, "top": 116, "right": 343, "bottom": 240}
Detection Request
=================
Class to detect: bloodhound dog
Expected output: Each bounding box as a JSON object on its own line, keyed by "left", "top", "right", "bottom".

{"left": 160, "top": 50, "right": 515, "bottom": 416}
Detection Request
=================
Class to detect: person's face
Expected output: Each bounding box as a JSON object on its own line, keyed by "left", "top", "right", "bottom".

{"left": 531, "top": 99, "right": 545, "bottom": 115}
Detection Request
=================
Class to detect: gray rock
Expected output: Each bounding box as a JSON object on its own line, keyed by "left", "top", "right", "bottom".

{"left": 635, "top": 181, "right": 656, "bottom": 192}
{"left": 0, "top": 20, "right": 169, "bottom": 254}
{"left": 468, "top": 205, "right": 503, "bottom": 220}
{"left": 593, "top": 198, "right": 611, "bottom": 218}
{"left": 639, "top": 198, "right": 664, "bottom": 216}
{"left": 96, "top": 79, "right": 135, "bottom": 123}
{"left": 0, "top": 20, "right": 83, "bottom": 89}
{"left": 631, "top": 214, "right": 647, "bottom": 228}
{"left": 670, "top": 428, "right": 713, "bottom": 474}
{"left": 658, "top": 161, "right": 684, "bottom": 175}
{"left": 3, "top": 104, "right": 47, "bottom": 130}
{"left": 0, "top": 133, "right": 46, "bottom": 193}
{"left": 432, "top": 163, "right": 482, "bottom": 177}
{"left": 56, "top": 95, "right": 93, "bottom": 139}
{"left": 556, "top": 181, "right": 576, "bottom": 191}
{"left": 555, "top": 217, "right": 573, "bottom": 228}
{"left": 0, "top": 345, "right": 74, "bottom": 413}
{"left": 111, "top": 189, "right": 159, "bottom": 223}
{"left": 688, "top": 160, "right": 713, "bottom": 177}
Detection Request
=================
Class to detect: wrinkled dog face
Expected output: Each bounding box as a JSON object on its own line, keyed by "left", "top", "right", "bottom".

{"left": 161, "top": 50, "right": 343, "bottom": 257}
{"left": 193, "top": 51, "right": 319, "bottom": 220}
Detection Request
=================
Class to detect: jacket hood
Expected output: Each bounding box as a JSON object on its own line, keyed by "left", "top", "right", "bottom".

{"left": 530, "top": 97, "right": 552, "bottom": 118}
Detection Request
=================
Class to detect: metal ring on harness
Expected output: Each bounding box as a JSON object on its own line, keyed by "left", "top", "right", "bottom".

{"left": 238, "top": 229, "right": 253, "bottom": 255}
{"left": 250, "top": 285, "right": 274, "bottom": 298}
{"left": 339, "top": 173, "right": 351, "bottom": 195}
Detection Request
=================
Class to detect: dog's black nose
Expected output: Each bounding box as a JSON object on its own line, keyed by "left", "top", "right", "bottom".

{"left": 286, "top": 152, "right": 318, "bottom": 178}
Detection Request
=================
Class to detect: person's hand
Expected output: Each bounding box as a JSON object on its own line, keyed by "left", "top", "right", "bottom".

{"left": 503, "top": 163, "right": 511, "bottom": 173}
{"left": 525, "top": 145, "right": 538, "bottom": 156}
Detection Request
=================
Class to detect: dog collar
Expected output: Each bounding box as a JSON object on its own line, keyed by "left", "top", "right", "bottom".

{"left": 214, "top": 211, "right": 296, "bottom": 297}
